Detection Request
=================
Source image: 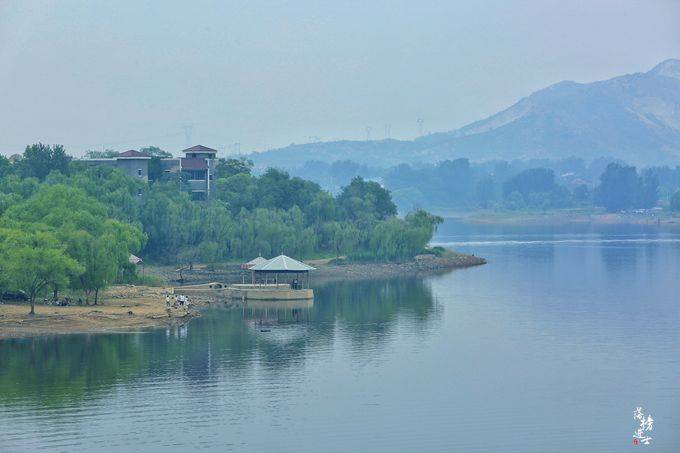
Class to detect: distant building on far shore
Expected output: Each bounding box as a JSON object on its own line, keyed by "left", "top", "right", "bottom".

{"left": 81, "top": 144, "right": 218, "bottom": 200}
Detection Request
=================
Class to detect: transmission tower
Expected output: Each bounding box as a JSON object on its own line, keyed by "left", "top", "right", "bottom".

{"left": 384, "top": 124, "right": 392, "bottom": 139}
{"left": 182, "top": 124, "right": 193, "bottom": 147}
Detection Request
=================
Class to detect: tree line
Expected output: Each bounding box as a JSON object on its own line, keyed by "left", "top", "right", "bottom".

{"left": 0, "top": 144, "right": 443, "bottom": 313}
{"left": 381, "top": 158, "right": 671, "bottom": 213}
{"left": 279, "top": 156, "right": 680, "bottom": 214}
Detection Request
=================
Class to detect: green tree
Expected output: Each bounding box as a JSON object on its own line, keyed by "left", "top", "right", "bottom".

{"left": 594, "top": 163, "right": 642, "bottom": 212}
{"left": 214, "top": 157, "right": 253, "bottom": 179}
{"left": 405, "top": 209, "right": 443, "bottom": 237}
{"left": 65, "top": 164, "right": 146, "bottom": 222}
{"left": 670, "top": 191, "right": 680, "bottom": 212}
{"left": 139, "top": 147, "right": 174, "bottom": 183}
{"left": 214, "top": 173, "right": 257, "bottom": 212}
{"left": 139, "top": 146, "right": 173, "bottom": 158}
{"left": 2, "top": 184, "right": 145, "bottom": 300}
{"left": 84, "top": 149, "right": 118, "bottom": 158}
{"left": 502, "top": 168, "right": 570, "bottom": 210}
{"left": 322, "top": 222, "right": 359, "bottom": 257}
{"left": 640, "top": 170, "right": 659, "bottom": 208}
{"left": 0, "top": 155, "right": 13, "bottom": 178}
{"left": 63, "top": 228, "right": 138, "bottom": 304}
{"left": 572, "top": 184, "right": 590, "bottom": 204}
{"left": 338, "top": 176, "right": 397, "bottom": 222}
{"left": 1, "top": 230, "right": 83, "bottom": 314}
{"left": 18, "top": 143, "right": 71, "bottom": 180}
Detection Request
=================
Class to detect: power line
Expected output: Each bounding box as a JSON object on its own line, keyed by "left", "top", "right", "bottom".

{"left": 0, "top": 130, "right": 186, "bottom": 152}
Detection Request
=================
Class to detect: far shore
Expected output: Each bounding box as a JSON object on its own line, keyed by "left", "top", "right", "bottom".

{"left": 434, "top": 209, "right": 680, "bottom": 227}
{"left": 0, "top": 252, "right": 485, "bottom": 339}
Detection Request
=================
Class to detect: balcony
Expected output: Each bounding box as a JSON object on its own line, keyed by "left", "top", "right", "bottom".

{"left": 187, "top": 180, "right": 208, "bottom": 191}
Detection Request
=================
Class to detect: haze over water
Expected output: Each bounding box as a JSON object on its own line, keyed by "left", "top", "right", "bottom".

{"left": 1, "top": 221, "right": 679, "bottom": 452}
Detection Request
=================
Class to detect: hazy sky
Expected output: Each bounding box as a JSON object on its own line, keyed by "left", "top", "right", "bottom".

{"left": 1, "top": 0, "right": 678, "bottom": 157}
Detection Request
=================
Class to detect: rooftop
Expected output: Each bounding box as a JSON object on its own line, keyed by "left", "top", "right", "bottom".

{"left": 128, "top": 254, "right": 143, "bottom": 264}
{"left": 250, "top": 255, "right": 316, "bottom": 272}
{"left": 118, "top": 150, "right": 151, "bottom": 159}
{"left": 241, "top": 256, "right": 268, "bottom": 269}
{"left": 182, "top": 145, "right": 218, "bottom": 155}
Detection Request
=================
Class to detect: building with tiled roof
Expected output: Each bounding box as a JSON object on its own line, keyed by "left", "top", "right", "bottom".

{"left": 117, "top": 149, "right": 151, "bottom": 159}
{"left": 81, "top": 145, "right": 218, "bottom": 200}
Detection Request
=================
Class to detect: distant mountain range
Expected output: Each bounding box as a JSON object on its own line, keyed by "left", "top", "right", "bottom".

{"left": 250, "top": 59, "right": 680, "bottom": 168}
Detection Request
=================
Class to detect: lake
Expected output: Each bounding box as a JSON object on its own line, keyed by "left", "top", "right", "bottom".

{"left": 1, "top": 221, "right": 679, "bottom": 452}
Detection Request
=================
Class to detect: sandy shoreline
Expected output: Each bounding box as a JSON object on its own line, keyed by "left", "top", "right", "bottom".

{"left": 312, "top": 253, "right": 486, "bottom": 281}
{"left": 0, "top": 253, "right": 485, "bottom": 339}
{"left": 0, "top": 285, "right": 196, "bottom": 340}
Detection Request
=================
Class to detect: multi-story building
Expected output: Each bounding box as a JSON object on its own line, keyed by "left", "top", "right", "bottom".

{"left": 82, "top": 144, "right": 218, "bottom": 200}
{"left": 178, "top": 145, "right": 217, "bottom": 199}
{"left": 83, "top": 149, "right": 151, "bottom": 182}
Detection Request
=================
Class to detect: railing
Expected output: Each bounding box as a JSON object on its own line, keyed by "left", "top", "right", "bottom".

{"left": 186, "top": 180, "right": 207, "bottom": 191}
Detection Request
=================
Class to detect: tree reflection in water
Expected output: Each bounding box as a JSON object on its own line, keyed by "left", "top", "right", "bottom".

{"left": 0, "top": 277, "right": 437, "bottom": 408}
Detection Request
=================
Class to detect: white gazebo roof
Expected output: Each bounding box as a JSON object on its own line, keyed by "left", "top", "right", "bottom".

{"left": 129, "top": 254, "right": 143, "bottom": 265}
{"left": 242, "top": 256, "right": 268, "bottom": 269}
{"left": 250, "top": 255, "right": 316, "bottom": 272}
{"left": 245, "top": 256, "right": 268, "bottom": 266}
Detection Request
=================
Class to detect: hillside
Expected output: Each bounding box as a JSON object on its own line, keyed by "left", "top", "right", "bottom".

{"left": 251, "top": 59, "right": 680, "bottom": 169}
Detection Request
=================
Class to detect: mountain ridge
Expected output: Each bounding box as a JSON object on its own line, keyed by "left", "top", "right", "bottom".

{"left": 250, "top": 59, "right": 680, "bottom": 169}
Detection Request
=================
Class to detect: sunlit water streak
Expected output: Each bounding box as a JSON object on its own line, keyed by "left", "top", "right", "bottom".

{"left": 434, "top": 237, "right": 680, "bottom": 246}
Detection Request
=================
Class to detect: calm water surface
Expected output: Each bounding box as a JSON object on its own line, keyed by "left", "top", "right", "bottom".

{"left": 1, "top": 221, "right": 679, "bottom": 452}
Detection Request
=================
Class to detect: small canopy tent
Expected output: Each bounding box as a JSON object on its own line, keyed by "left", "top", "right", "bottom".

{"left": 129, "top": 254, "right": 144, "bottom": 275}
{"left": 129, "top": 254, "right": 143, "bottom": 265}
{"left": 249, "top": 255, "right": 316, "bottom": 288}
{"left": 241, "top": 256, "right": 268, "bottom": 270}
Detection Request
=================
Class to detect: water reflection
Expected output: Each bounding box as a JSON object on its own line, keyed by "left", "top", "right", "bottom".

{"left": 2, "top": 225, "right": 680, "bottom": 451}
{"left": 0, "top": 277, "right": 437, "bottom": 409}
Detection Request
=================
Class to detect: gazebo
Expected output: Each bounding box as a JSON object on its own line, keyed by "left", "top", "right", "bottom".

{"left": 249, "top": 255, "right": 316, "bottom": 289}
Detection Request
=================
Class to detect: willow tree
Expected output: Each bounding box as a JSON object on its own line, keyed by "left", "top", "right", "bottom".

{"left": 63, "top": 230, "right": 118, "bottom": 305}
{"left": 2, "top": 230, "right": 83, "bottom": 314}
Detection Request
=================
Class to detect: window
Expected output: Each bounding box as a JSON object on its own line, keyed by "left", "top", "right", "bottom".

{"left": 137, "top": 169, "right": 142, "bottom": 176}
{"left": 188, "top": 170, "right": 206, "bottom": 180}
